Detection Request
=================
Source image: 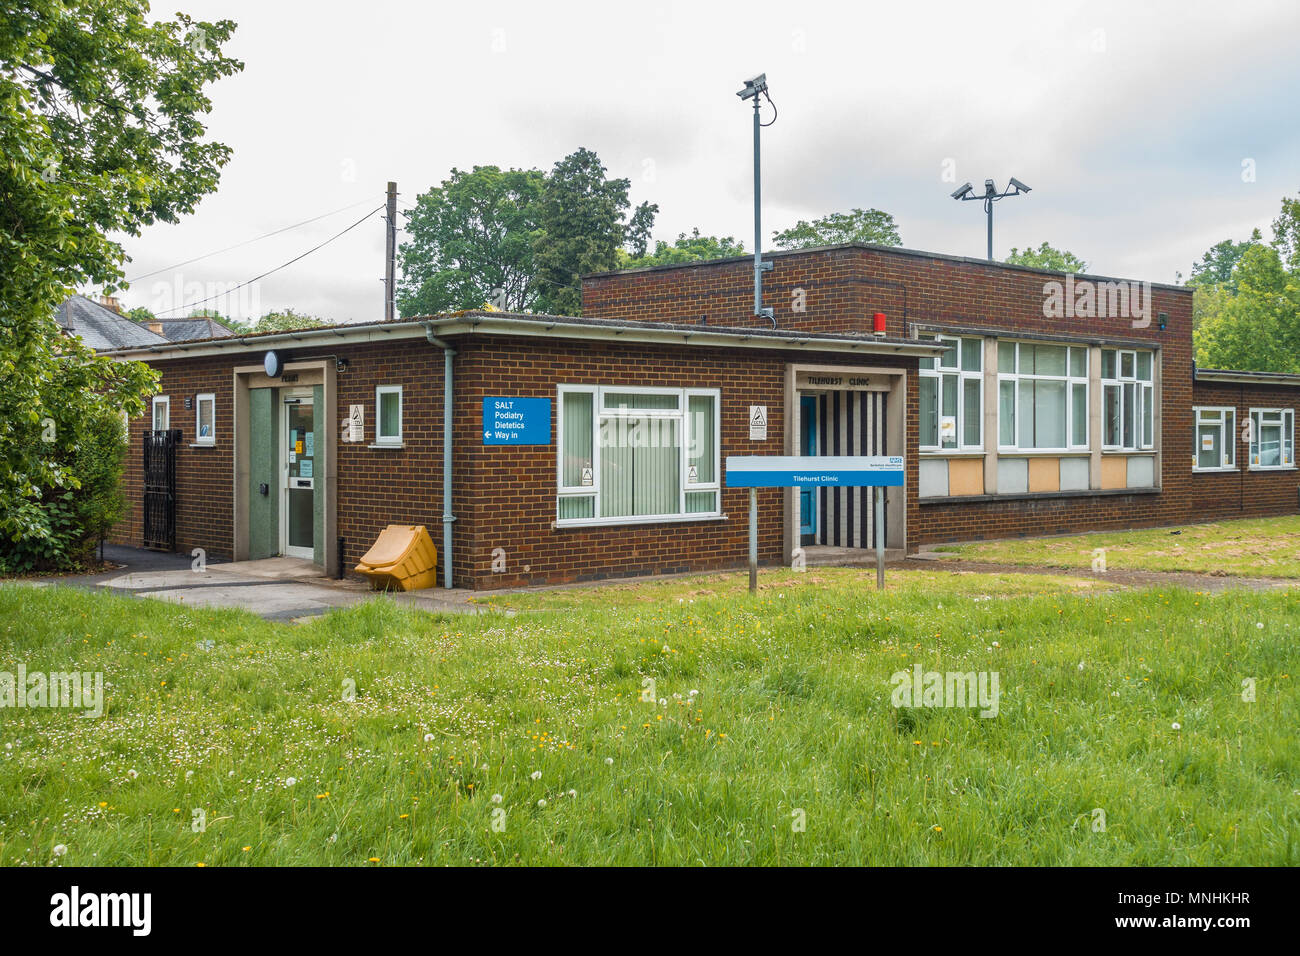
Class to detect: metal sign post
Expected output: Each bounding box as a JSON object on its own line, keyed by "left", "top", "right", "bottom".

{"left": 727, "top": 455, "right": 905, "bottom": 593}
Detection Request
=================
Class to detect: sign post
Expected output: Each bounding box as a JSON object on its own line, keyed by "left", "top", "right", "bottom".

{"left": 726, "top": 455, "right": 905, "bottom": 593}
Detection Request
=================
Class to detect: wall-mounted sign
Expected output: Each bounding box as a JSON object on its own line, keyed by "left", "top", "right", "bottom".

{"left": 939, "top": 416, "right": 957, "bottom": 443}
{"left": 749, "top": 405, "right": 768, "bottom": 441}
{"left": 726, "top": 455, "right": 904, "bottom": 488}
{"left": 795, "top": 372, "right": 890, "bottom": 391}
{"left": 341, "top": 404, "right": 364, "bottom": 443}
{"left": 483, "top": 397, "right": 551, "bottom": 445}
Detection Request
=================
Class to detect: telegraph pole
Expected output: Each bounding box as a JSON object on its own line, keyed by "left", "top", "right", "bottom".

{"left": 384, "top": 181, "right": 397, "bottom": 321}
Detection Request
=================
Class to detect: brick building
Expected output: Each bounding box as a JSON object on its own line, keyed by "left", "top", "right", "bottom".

{"left": 105, "top": 242, "right": 1300, "bottom": 589}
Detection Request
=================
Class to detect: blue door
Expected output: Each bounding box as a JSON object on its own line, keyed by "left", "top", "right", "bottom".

{"left": 799, "top": 396, "right": 817, "bottom": 541}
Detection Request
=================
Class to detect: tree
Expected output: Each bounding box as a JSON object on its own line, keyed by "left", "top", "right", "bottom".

{"left": 622, "top": 229, "right": 745, "bottom": 268}
{"left": 1192, "top": 198, "right": 1300, "bottom": 372}
{"left": 126, "top": 306, "right": 157, "bottom": 323}
{"left": 1186, "top": 231, "right": 1263, "bottom": 292}
{"left": 533, "top": 147, "right": 655, "bottom": 315}
{"left": 1, "top": 1, "right": 241, "bottom": 557}
{"left": 397, "top": 165, "right": 545, "bottom": 316}
{"left": 772, "top": 208, "right": 902, "bottom": 250}
{"left": 1005, "top": 242, "right": 1088, "bottom": 273}
{"left": 248, "top": 309, "right": 330, "bottom": 334}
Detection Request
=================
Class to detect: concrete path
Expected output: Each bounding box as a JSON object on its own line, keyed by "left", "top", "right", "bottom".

{"left": 29, "top": 545, "right": 485, "bottom": 622}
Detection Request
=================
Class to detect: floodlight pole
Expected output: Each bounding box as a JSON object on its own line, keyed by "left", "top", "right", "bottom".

{"left": 752, "top": 95, "right": 760, "bottom": 314}
{"left": 952, "top": 179, "right": 1031, "bottom": 261}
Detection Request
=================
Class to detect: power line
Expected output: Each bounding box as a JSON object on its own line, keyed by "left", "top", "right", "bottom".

{"left": 152, "top": 205, "right": 385, "bottom": 318}
{"left": 126, "top": 197, "right": 380, "bottom": 283}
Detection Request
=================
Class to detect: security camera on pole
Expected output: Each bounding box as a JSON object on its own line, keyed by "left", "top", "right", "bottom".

{"left": 950, "top": 177, "right": 1031, "bottom": 261}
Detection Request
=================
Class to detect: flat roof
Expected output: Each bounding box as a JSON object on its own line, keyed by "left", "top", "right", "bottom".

{"left": 1195, "top": 367, "right": 1300, "bottom": 387}
{"left": 582, "top": 241, "right": 1193, "bottom": 295}
{"left": 100, "top": 309, "right": 946, "bottom": 361}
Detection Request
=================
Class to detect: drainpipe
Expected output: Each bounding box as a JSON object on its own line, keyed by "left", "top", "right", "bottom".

{"left": 424, "top": 325, "right": 456, "bottom": 589}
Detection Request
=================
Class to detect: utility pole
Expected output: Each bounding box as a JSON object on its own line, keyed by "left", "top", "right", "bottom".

{"left": 384, "top": 181, "right": 397, "bottom": 322}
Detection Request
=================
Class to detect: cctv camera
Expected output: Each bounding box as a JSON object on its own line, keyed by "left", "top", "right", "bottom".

{"left": 1009, "top": 177, "right": 1031, "bottom": 193}
{"left": 951, "top": 182, "right": 974, "bottom": 200}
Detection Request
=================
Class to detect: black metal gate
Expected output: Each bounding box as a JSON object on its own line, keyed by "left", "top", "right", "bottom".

{"left": 142, "top": 429, "right": 179, "bottom": 551}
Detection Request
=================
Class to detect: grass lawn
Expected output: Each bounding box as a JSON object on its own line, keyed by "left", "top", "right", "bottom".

{"left": 1, "top": 569, "right": 1297, "bottom": 866}
{"left": 930, "top": 515, "right": 1300, "bottom": 579}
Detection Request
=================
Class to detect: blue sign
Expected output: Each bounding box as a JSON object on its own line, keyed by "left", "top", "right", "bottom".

{"left": 483, "top": 397, "right": 551, "bottom": 445}
{"left": 726, "top": 455, "right": 904, "bottom": 488}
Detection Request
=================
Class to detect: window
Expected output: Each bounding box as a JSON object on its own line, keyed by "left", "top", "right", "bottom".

{"left": 1248, "top": 408, "right": 1294, "bottom": 469}
{"left": 1101, "top": 348, "right": 1154, "bottom": 451}
{"left": 152, "top": 396, "right": 170, "bottom": 431}
{"left": 919, "top": 335, "right": 983, "bottom": 450}
{"left": 1193, "top": 407, "right": 1235, "bottom": 470}
{"left": 556, "top": 385, "right": 720, "bottom": 525}
{"left": 375, "top": 386, "right": 402, "bottom": 445}
{"left": 997, "top": 342, "right": 1089, "bottom": 451}
{"left": 195, "top": 393, "right": 216, "bottom": 445}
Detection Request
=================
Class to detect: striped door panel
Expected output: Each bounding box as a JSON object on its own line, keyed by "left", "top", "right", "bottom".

{"left": 815, "top": 391, "right": 888, "bottom": 549}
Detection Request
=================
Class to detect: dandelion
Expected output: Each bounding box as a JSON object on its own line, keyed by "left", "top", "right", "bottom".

{"left": 689, "top": 690, "right": 699, "bottom": 697}
{"left": 568, "top": 789, "right": 577, "bottom": 798}
{"left": 1171, "top": 722, "right": 1181, "bottom": 730}
{"left": 604, "top": 757, "right": 614, "bottom": 766}
{"left": 242, "top": 847, "right": 251, "bottom": 852}
{"left": 992, "top": 641, "right": 1000, "bottom": 648}
{"left": 537, "top": 799, "right": 547, "bottom": 808}
{"left": 423, "top": 733, "right": 435, "bottom": 742}
{"left": 285, "top": 777, "right": 297, "bottom": 787}
{"left": 185, "top": 770, "right": 194, "bottom": 780}
{"left": 52, "top": 844, "right": 67, "bottom": 858}
{"left": 932, "top": 825, "right": 943, "bottom": 833}
{"left": 1256, "top": 622, "right": 1265, "bottom": 629}
{"left": 1078, "top": 661, "right": 1086, "bottom": 671}
{"left": 530, "top": 771, "right": 542, "bottom": 780}
{"left": 491, "top": 794, "right": 503, "bottom": 804}
{"left": 126, "top": 769, "right": 138, "bottom": 780}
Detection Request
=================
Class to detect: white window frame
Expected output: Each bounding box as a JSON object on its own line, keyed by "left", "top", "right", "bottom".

{"left": 1192, "top": 406, "right": 1235, "bottom": 472}
{"left": 1248, "top": 407, "right": 1294, "bottom": 470}
{"left": 996, "top": 341, "right": 1089, "bottom": 453}
{"left": 919, "top": 334, "right": 983, "bottom": 452}
{"left": 152, "top": 395, "right": 170, "bottom": 432}
{"left": 1101, "top": 348, "right": 1155, "bottom": 452}
{"left": 194, "top": 392, "right": 216, "bottom": 446}
{"left": 374, "top": 385, "right": 403, "bottom": 446}
{"left": 555, "top": 384, "right": 722, "bottom": 527}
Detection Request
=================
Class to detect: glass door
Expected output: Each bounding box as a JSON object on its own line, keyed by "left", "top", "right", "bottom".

{"left": 281, "top": 393, "right": 315, "bottom": 560}
{"left": 799, "top": 395, "right": 818, "bottom": 543}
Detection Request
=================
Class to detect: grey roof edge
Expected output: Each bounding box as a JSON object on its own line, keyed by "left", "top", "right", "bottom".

{"left": 1195, "top": 367, "right": 1300, "bottom": 386}
{"left": 99, "top": 310, "right": 947, "bottom": 359}
{"left": 581, "top": 241, "right": 1193, "bottom": 295}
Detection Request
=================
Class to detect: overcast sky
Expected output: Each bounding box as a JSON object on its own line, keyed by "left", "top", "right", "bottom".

{"left": 111, "top": 0, "right": 1300, "bottom": 324}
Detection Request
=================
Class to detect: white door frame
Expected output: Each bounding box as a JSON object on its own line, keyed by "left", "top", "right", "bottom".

{"left": 279, "top": 388, "right": 315, "bottom": 559}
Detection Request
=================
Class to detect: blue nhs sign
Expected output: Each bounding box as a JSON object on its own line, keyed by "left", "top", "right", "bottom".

{"left": 726, "top": 455, "right": 904, "bottom": 488}
{"left": 482, "top": 397, "right": 551, "bottom": 445}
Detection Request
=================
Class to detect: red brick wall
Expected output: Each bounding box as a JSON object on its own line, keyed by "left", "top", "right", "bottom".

{"left": 584, "top": 246, "right": 1295, "bottom": 545}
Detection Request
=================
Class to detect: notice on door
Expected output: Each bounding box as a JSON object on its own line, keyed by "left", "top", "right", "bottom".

{"left": 749, "top": 405, "right": 768, "bottom": 441}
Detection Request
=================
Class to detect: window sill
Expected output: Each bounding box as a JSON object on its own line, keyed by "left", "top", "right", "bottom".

{"left": 920, "top": 450, "right": 985, "bottom": 458}
{"left": 555, "top": 512, "right": 727, "bottom": 530}
{"left": 1100, "top": 449, "right": 1156, "bottom": 456}
{"left": 1192, "top": 467, "right": 1238, "bottom": 474}
{"left": 368, "top": 442, "right": 404, "bottom": 450}
{"left": 993, "top": 450, "right": 1091, "bottom": 457}
{"left": 1247, "top": 466, "right": 1297, "bottom": 472}
{"left": 919, "top": 486, "right": 1160, "bottom": 505}
{"left": 189, "top": 442, "right": 216, "bottom": 449}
